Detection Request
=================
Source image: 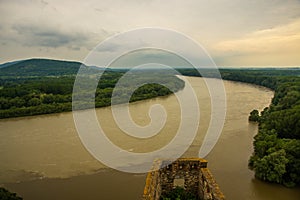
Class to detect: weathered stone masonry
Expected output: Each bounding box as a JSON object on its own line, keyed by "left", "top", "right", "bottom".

{"left": 142, "top": 158, "right": 225, "bottom": 200}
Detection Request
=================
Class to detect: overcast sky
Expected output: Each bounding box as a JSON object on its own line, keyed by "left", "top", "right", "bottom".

{"left": 0, "top": 0, "right": 299, "bottom": 66}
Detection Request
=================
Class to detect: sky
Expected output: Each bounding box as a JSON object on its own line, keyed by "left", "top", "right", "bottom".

{"left": 0, "top": 0, "right": 300, "bottom": 66}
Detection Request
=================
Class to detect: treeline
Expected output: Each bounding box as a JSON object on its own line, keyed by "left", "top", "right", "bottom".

{"left": 214, "top": 69, "right": 300, "bottom": 187}
{"left": 179, "top": 67, "right": 300, "bottom": 187}
{"left": 0, "top": 70, "right": 184, "bottom": 118}
{"left": 247, "top": 76, "right": 300, "bottom": 187}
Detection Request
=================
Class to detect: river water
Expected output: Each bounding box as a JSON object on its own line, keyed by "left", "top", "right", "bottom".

{"left": 0, "top": 76, "right": 299, "bottom": 199}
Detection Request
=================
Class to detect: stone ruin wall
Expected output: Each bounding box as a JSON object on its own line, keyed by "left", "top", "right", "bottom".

{"left": 142, "top": 158, "right": 225, "bottom": 200}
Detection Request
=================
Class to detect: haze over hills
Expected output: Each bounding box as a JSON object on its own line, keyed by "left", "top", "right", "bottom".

{"left": 0, "top": 58, "right": 300, "bottom": 78}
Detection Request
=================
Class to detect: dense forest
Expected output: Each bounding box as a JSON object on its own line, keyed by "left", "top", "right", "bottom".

{"left": 0, "top": 59, "right": 184, "bottom": 118}
{"left": 179, "top": 68, "right": 300, "bottom": 187}
{"left": 247, "top": 76, "right": 300, "bottom": 187}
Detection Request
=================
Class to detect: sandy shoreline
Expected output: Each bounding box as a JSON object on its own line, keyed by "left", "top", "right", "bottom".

{"left": 3, "top": 169, "right": 147, "bottom": 200}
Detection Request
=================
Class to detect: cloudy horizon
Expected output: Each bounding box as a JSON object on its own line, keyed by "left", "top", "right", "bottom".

{"left": 0, "top": 0, "right": 300, "bottom": 67}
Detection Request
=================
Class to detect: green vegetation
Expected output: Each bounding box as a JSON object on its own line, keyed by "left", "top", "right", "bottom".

{"left": 0, "top": 59, "right": 184, "bottom": 118}
{"left": 178, "top": 67, "right": 300, "bottom": 187}
{"left": 219, "top": 69, "right": 300, "bottom": 187}
{"left": 0, "top": 58, "right": 82, "bottom": 77}
{"left": 160, "top": 187, "right": 197, "bottom": 200}
{"left": 247, "top": 76, "right": 300, "bottom": 187}
{"left": 249, "top": 109, "right": 260, "bottom": 122}
{"left": 0, "top": 187, "right": 22, "bottom": 200}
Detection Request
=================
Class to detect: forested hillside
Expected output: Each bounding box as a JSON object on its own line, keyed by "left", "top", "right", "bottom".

{"left": 0, "top": 58, "right": 82, "bottom": 77}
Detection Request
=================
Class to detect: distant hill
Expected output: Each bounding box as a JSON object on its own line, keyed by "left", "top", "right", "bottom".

{"left": 1, "top": 58, "right": 299, "bottom": 78}
{"left": 0, "top": 58, "right": 84, "bottom": 77}
{"left": 0, "top": 60, "right": 23, "bottom": 69}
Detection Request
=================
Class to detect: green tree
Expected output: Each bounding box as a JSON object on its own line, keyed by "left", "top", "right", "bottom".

{"left": 28, "top": 97, "right": 41, "bottom": 106}
{"left": 253, "top": 149, "right": 289, "bottom": 183}
{"left": 249, "top": 109, "right": 260, "bottom": 122}
{"left": 9, "top": 97, "right": 25, "bottom": 108}
{"left": 42, "top": 94, "right": 55, "bottom": 104}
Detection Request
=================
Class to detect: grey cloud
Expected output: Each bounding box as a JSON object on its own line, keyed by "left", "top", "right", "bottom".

{"left": 40, "top": 0, "right": 49, "bottom": 6}
{"left": 95, "top": 41, "right": 123, "bottom": 52}
{"left": 94, "top": 8, "right": 104, "bottom": 13}
{"left": 95, "top": 34, "right": 153, "bottom": 53}
{"left": 11, "top": 24, "right": 92, "bottom": 49}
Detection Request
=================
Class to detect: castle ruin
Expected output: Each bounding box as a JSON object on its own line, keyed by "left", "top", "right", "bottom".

{"left": 142, "top": 158, "right": 225, "bottom": 200}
